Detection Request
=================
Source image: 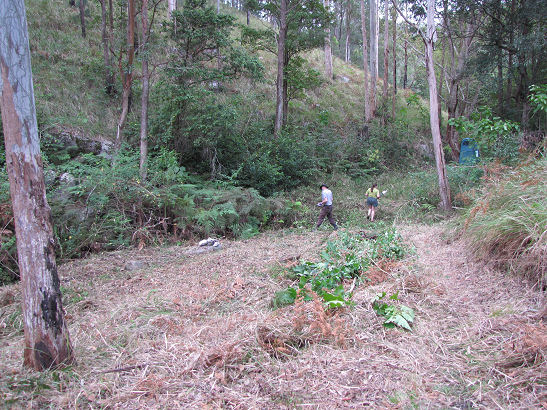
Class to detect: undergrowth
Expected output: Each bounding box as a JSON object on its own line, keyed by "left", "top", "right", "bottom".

{"left": 461, "top": 156, "right": 546, "bottom": 285}
{"left": 0, "top": 148, "right": 306, "bottom": 284}
{"left": 272, "top": 227, "right": 409, "bottom": 313}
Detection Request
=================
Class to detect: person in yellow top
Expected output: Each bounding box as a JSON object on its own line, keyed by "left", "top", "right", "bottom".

{"left": 365, "top": 183, "right": 381, "bottom": 222}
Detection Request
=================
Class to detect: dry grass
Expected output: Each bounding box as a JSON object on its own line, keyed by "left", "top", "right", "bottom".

{"left": 0, "top": 224, "right": 545, "bottom": 408}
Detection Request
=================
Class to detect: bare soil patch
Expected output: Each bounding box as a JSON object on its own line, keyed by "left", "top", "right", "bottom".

{"left": 0, "top": 225, "right": 544, "bottom": 408}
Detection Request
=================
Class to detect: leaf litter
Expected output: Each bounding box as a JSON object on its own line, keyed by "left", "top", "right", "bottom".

{"left": 0, "top": 225, "right": 544, "bottom": 408}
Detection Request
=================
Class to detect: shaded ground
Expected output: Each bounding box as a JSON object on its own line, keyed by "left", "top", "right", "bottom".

{"left": 0, "top": 224, "right": 545, "bottom": 408}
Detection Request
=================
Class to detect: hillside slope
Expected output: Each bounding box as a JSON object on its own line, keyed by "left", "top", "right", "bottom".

{"left": 1, "top": 223, "right": 544, "bottom": 407}
{"left": 24, "top": 0, "right": 431, "bottom": 144}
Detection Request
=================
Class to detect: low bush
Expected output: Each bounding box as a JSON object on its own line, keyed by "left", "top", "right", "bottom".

{"left": 461, "top": 156, "right": 546, "bottom": 285}
{"left": 272, "top": 227, "right": 408, "bottom": 309}
{"left": 0, "top": 148, "right": 306, "bottom": 284}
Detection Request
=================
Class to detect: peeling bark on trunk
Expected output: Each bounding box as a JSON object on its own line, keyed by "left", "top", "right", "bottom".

{"left": 273, "top": 0, "right": 287, "bottom": 138}
{"left": 140, "top": 0, "right": 150, "bottom": 180}
{"left": 360, "top": 0, "right": 371, "bottom": 121}
{"left": 0, "top": 0, "right": 72, "bottom": 370}
{"left": 425, "top": 0, "right": 451, "bottom": 211}
{"left": 324, "top": 0, "right": 333, "bottom": 80}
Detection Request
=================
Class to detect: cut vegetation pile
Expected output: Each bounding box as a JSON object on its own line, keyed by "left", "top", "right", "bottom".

{"left": 462, "top": 156, "right": 546, "bottom": 285}
{"left": 1, "top": 223, "right": 544, "bottom": 407}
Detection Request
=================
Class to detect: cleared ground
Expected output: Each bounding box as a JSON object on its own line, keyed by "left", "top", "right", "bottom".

{"left": 1, "top": 224, "right": 545, "bottom": 408}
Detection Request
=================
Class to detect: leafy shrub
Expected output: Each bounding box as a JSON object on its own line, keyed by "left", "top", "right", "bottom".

{"left": 372, "top": 291, "right": 415, "bottom": 330}
{"left": 448, "top": 106, "right": 520, "bottom": 163}
{"left": 0, "top": 146, "right": 305, "bottom": 281}
{"left": 272, "top": 228, "right": 408, "bottom": 309}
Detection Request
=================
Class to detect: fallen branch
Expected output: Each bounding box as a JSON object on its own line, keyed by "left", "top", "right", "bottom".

{"left": 100, "top": 363, "right": 151, "bottom": 374}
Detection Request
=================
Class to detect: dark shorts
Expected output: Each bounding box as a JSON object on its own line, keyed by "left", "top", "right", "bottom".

{"left": 366, "top": 197, "right": 378, "bottom": 207}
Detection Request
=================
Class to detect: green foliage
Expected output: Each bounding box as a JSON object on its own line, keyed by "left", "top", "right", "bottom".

{"left": 448, "top": 107, "right": 520, "bottom": 163}
{"left": 372, "top": 291, "right": 415, "bottom": 330}
{"left": 272, "top": 229, "right": 408, "bottom": 309}
{"left": 167, "top": 0, "right": 263, "bottom": 86}
{"left": 0, "top": 146, "right": 304, "bottom": 276}
{"left": 529, "top": 84, "right": 547, "bottom": 115}
{"left": 285, "top": 56, "right": 323, "bottom": 102}
{"left": 387, "top": 165, "right": 484, "bottom": 211}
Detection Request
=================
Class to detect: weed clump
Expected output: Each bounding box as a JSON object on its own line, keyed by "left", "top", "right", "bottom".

{"left": 271, "top": 228, "right": 408, "bottom": 309}
{"left": 462, "top": 157, "right": 546, "bottom": 285}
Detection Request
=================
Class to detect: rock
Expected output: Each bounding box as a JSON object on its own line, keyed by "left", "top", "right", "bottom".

{"left": 338, "top": 76, "right": 350, "bottom": 83}
{"left": 59, "top": 172, "right": 76, "bottom": 187}
{"left": 124, "top": 260, "right": 149, "bottom": 271}
{"left": 44, "top": 169, "right": 57, "bottom": 186}
{"left": 417, "top": 142, "right": 434, "bottom": 159}
{"left": 46, "top": 128, "right": 114, "bottom": 157}
{"left": 76, "top": 138, "right": 102, "bottom": 155}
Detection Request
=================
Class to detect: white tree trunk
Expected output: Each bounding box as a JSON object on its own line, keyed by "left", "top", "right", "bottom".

{"left": 360, "top": 0, "right": 371, "bottom": 121}
{"left": 324, "top": 0, "right": 333, "bottom": 79}
{"left": 344, "top": 0, "right": 351, "bottom": 63}
{"left": 370, "top": 0, "right": 378, "bottom": 114}
{"left": 425, "top": 0, "right": 451, "bottom": 210}
{"left": 0, "top": 0, "right": 72, "bottom": 370}
{"left": 383, "top": 0, "right": 389, "bottom": 99}
{"left": 168, "top": 0, "right": 176, "bottom": 19}
{"left": 140, "top": 0, "right": 150, "bottom": 180}
{"left": 392, "top": 0, "right": 397, "bottom": 118}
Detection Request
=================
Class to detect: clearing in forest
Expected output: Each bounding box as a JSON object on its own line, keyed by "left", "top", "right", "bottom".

{"left": 0, "top": 223, "right": 545, "bottom": 408}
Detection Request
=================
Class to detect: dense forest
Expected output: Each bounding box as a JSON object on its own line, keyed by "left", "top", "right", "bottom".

{"left": 0, "top": 0, "right": 545, "bottom": 406}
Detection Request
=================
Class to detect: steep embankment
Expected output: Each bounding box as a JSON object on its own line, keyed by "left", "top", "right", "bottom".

{"left": 0, "top": 223, "right": 544, "bottom": 408}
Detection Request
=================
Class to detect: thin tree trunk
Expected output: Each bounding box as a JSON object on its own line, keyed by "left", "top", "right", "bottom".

{"left": 337, "top": 6, "right": 344, "bottom": 51}
{"left": 282, "top": 49, "right": 289, "bottom": 125}
{"left": 391, "top": 0, "right": 397, "bottom": 118}
{"left": 324, "top": 0, "right": 333, "bottom": 80}
{"left": 506, "top": 0, "right": 515, "bottom": 101}
{"left": 0, "top": 0, "right": 72, "bottom": 370}
{"left": 425, "top": 0, "right": 451, "bottom": 210}
{"left": 345, "top": 0, "right": 351, "bottom": 63}
{"left": 273, "top": 0, "right": 287, "bottom": 138}
{"left": 497, "top": 51, "right": 503, "bottom": 115}
{"left": 446, "top": 81, "right": 460, "bottom": 159}
{"left": 360, "top": 0, "right": 371, "bottom": 121}
{"left": 140, "top": 0, "right": 150, "bottom": 180}
{"left": 79, "top": 0, "right": 86, "bottom": 38}
{"left": 496, "top": 0, "right": 503, "bottom": 116}
{"left": 383, "top": 0, "right": 389, "bottom": 99}
{"left": 115, "top": 0, "right": 135, "bottom": 154}
{"left": 168, "top": 0, "right": 176, "bottom": 18}
{"left": 403, "top": 20, "right": 407, "bottom": 89}
{"left": 108, "top": 0, "right": 114, "bottom": 47}
{"left": 99, "top": 0, "right": 114, "bottom": 95}
{"left": 437, "top": 39, "right": 445, "bottom": 133}
{"left": 370, "top": 0, "right": 378, "bottom": 115}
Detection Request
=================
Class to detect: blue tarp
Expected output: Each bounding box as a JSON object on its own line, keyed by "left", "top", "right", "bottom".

{"left": 459, "top": 138, "right": 480, "bottom": 165}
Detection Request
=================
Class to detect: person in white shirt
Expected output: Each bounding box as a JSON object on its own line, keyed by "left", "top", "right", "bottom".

{"left": 316, "top": 184, "right": 338, "bottom": 230}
